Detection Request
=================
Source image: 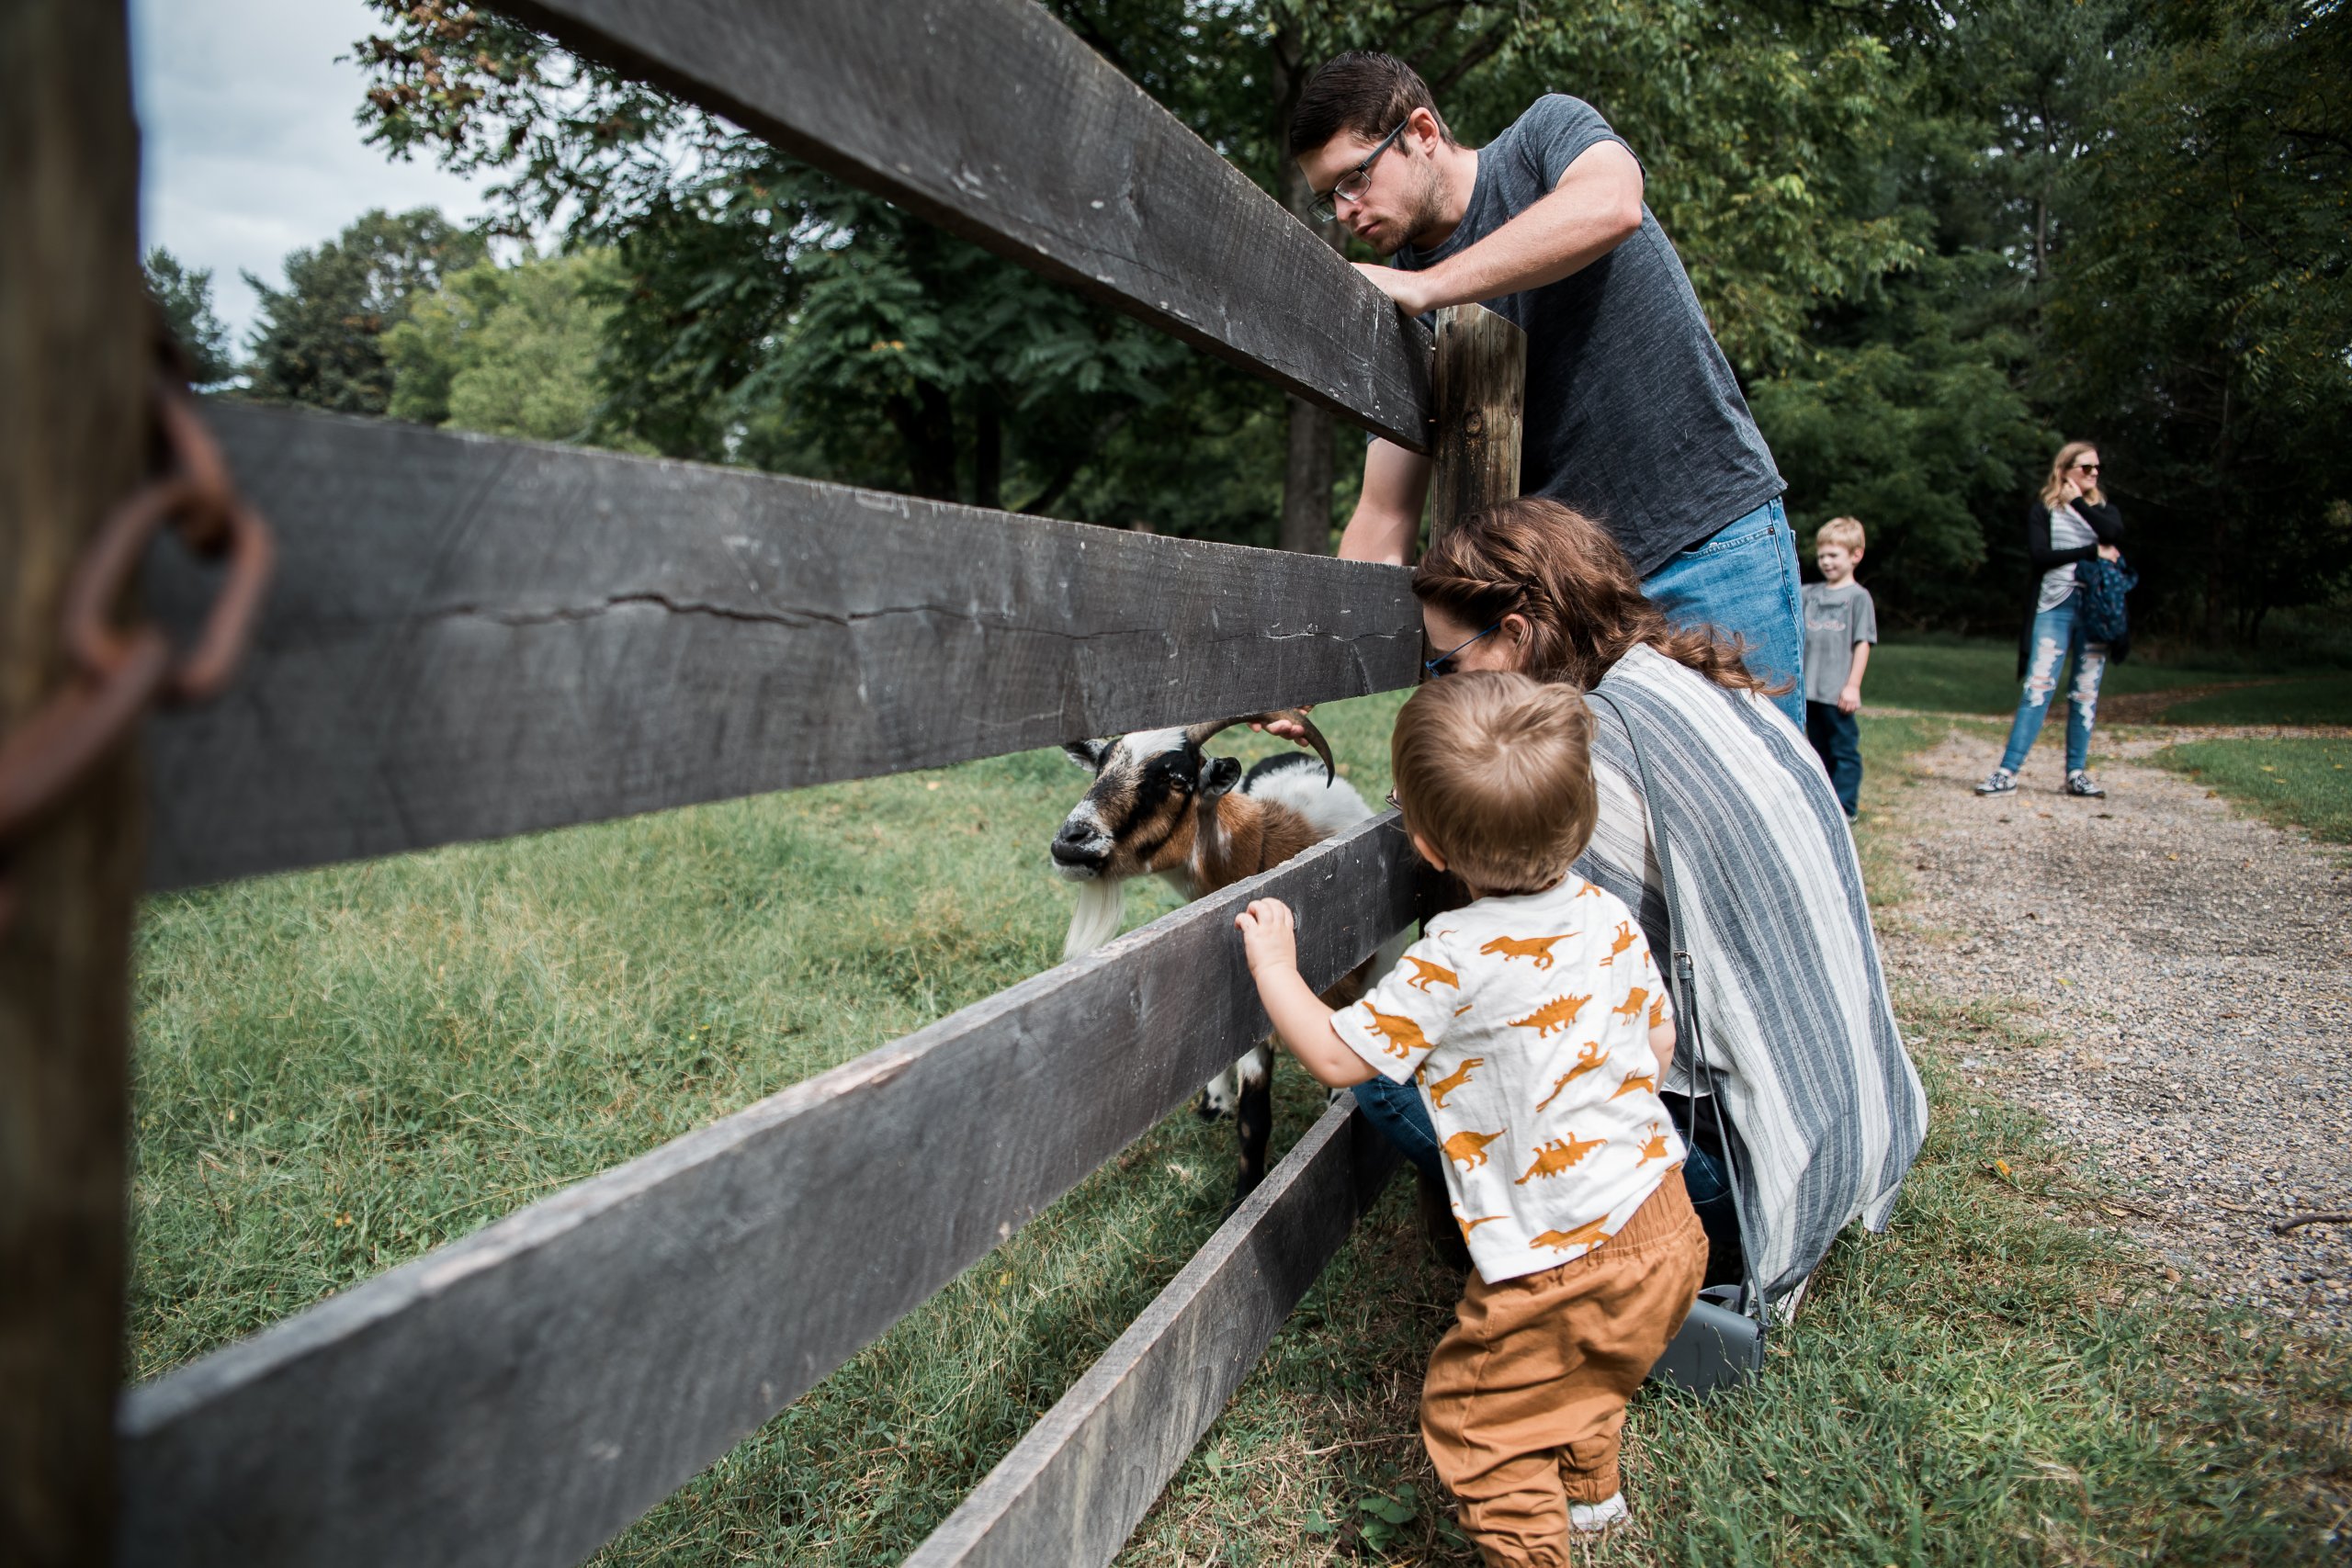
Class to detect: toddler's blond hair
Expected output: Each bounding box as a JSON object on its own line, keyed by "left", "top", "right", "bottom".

{"left": 1390, "top": 671, "right": 1596, "bottom": 896}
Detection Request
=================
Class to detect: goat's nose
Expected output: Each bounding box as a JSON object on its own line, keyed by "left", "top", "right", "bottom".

{"left": 1050, "top": 832, "right": 1105, "bottom": 867}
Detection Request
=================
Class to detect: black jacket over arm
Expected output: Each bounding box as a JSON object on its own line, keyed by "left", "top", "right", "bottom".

{"left": 2023, "top": 497, "right": 2124, "bottom": 572}
{"left": 2018, "top": 498, "right": 2127, "bottom": 674}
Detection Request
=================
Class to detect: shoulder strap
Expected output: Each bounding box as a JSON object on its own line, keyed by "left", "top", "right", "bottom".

{"left": 1588, "top": 682, "right": 1767, "bottom": 1320}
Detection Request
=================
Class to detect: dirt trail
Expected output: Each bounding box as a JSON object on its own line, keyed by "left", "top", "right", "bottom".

{"left": 1871, "top": 719, "right": 2352, "bottom": 1335}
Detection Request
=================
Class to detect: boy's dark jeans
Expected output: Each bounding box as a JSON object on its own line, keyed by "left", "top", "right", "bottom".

{"left": 1805, "top": 700, "right": 1862, "bottom": 816}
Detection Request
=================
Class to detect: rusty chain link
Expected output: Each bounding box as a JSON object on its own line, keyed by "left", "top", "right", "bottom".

{"left": 0, "top": 370, "right": 275, "bottom": 932}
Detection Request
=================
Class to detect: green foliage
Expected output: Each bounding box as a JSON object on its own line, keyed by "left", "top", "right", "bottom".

{"left": 243, "top": 207, "right": 489, "bottom": 415}
{"left": 385, "top": 250, "right": 639, "bottom": 445}
{"left": 143, "top": 248, "right": 236, "bottom": 387}
{"left": 2044, "top": 0, "right": 2352, "bottom": 640}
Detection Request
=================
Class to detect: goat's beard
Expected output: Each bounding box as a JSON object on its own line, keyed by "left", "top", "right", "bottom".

{"left": 1062, "top": 875, "right": 1126, "bottom": 961}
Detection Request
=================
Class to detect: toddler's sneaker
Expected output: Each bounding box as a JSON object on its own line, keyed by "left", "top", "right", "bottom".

{"left": 1569, "top": 1494, "right": 1630, "bottom": 1535}
{"left": 2064, "top": 770, "right": 2106, "bottom": 798}
{"left": 1973, "top": 768, "right": 2017, "bottom": 796}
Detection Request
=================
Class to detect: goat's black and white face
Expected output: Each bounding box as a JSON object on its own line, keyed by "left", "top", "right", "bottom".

{"left": 1049, "top": 728, "right": 1243, "bottom": 884}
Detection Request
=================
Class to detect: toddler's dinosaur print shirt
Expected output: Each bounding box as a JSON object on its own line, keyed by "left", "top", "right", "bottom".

{"left": 1330, "top": 877, "right": 1686, "bottom": 1282}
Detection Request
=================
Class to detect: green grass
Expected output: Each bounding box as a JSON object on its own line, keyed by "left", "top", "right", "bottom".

{"left": 128, "top": 688, "right": 1409, "bottom": 1380}
{"left": 2155, "top": 675, "right": 2352, "bottom": 728}
{"left": 128, "top": 691, "right": 2352, "bottom": 1564}
{"left": 2149, "top": 737, "right": 2352, "bottom": 845}
{"left": 1863, "top": 640, "right": 2267, "bottom": 718}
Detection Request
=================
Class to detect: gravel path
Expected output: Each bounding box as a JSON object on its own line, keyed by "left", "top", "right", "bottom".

{"left": 1871, "top": 716, "right": 2352, "bottom": 1335}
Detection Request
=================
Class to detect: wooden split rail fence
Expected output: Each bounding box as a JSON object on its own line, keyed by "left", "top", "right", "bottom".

{"left": 1, "top": 2, "right": 1525, "bottom": 1563}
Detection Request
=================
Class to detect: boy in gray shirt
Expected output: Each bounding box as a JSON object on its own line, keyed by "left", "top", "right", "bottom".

{"left": 1802, "top": 517, "right": 1876, "bottom": 820}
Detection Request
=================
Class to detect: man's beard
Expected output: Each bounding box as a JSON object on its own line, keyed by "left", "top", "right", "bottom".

{"left": 1377, "top": 162, "right": 1449, "bottom": 255}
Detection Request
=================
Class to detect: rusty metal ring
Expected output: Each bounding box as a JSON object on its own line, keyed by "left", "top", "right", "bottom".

{"left": 166, "top": 490, "right": 274, "bottom": 704}
{"left": 0, "top": 627, "right": 170, "bottom": 841}
{"left": 62, "top": 472, "right": 193, "bottom": 679}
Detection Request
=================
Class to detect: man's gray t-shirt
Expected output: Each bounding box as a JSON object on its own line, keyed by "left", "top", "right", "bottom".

{"left": 1801, "top": 580, "right": 1877, "bottom": 702}
{"left": 1395, "top": 95, "right": 1783, "bottom": 575}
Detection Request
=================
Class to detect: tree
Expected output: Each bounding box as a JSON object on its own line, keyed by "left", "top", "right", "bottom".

{"left": 385, "top": 250, "right": 638, "bottom": 444}
{"left": 243, "top": 207, "right": 488, "bottom": 414}
{"left": 2046, "top": 0, "right": 2352, "bottom": 642}
{"left": 142, "top": 247, "right": 235, "bottom": 386}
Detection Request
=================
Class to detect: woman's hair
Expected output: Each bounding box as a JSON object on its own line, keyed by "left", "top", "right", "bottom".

{"left": 1815, "top": 516, "right": 1866, "bottom": 553}
{"left": 1412, "top": 497, "right": 1781, "bottom": 696}
{"left": 1288, "top": 51, "right": 1454, "bottom": 154}
{"left": 2040, "top": 440, "right": 2100, "bottom": 512}
{"left": 1391, "top": 671, "right": 1596, "bottom": 895}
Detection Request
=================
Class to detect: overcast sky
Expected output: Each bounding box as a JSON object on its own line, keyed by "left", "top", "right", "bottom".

{"left": 131, "top": 0, "right": 496, "bottom": 346}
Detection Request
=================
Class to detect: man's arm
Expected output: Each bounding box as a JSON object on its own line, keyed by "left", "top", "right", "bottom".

{"left": 1336, "top": 438, "right": 1432, "bottom": 565}
{"left": 1358, "top": 140, "right": 1645, "bottom": 319}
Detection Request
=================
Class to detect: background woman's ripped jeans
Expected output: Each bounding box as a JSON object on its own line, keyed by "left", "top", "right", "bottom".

{"left": 1999, "top": 590, "right": 2109, "bottom": 774}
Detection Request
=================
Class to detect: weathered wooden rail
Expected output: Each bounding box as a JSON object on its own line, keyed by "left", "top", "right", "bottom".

{"left": 0, "top": 2, "right": 1527, "bottom": 1564}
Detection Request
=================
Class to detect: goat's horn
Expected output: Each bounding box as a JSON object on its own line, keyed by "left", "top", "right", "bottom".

{"left": 1182, "top": 709, "right": 1336, "bottom": 786}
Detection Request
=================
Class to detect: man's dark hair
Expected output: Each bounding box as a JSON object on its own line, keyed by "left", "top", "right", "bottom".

{"left": 1288, "top": 51, "right": 1453, "bottom": 155}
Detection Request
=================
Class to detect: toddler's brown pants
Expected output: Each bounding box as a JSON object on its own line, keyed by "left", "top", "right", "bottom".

{"left": 1419, "top": 1170, "right": 1709, "bottom": 1568}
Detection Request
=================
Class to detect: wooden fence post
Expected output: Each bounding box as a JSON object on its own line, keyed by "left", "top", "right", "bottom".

{"left": 1425, "top": 303, "right": 1526, "bottom": 546}
{"left": 0, "top": 2, "right": 149, "bottom": 1562}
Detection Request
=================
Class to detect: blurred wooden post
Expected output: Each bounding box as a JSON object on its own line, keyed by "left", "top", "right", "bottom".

{"left": 0, "top": 1, "right": 149, "bottom": 1562}
{"left": 1425, "top": 303, "right": 1525, "bottom": 547}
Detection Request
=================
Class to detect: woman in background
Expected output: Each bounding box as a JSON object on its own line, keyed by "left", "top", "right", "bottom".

{"left": 1976, "top": 442, "right": 2125, "bottom": 798}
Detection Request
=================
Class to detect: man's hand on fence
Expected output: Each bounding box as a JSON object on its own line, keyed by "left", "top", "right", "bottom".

{"left": 1354, "top": 262, "right": 1432, "bottom": 319}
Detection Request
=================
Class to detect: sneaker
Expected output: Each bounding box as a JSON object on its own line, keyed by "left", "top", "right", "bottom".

{"left": 2064, "top": 771, "right": 2106, "bottom": 798}
{"left": 1973, "top": 769, "right": 2017, "bottom": 796}
{"left": 1569, "top": 1493, "right": 1630, "bottom": 1535}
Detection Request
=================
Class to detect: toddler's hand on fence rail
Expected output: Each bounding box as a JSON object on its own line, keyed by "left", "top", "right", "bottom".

{"left": 1235, "top": 898, "right": 1299, "bottom": 976}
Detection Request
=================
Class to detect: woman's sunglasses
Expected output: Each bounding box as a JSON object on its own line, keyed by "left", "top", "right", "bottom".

{"left": 1424, "top": 620, "right": 1502, "bottom": 678}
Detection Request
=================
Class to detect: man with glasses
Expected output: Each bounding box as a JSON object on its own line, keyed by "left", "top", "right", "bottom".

{"left": 1292, "top": 51, "right": 1804, "bottom": 725}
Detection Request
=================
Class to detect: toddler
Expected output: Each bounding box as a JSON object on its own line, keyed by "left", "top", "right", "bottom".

{"left": 1236, "top": 671, "right": 1707, "bottom": 1562}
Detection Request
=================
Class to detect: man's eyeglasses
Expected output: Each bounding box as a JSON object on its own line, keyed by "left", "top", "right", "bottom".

{"left": 1310, "top": 120, "right": 1408, "bottom": 225}
{"left": 1425, "top": 620, "right": 1501, "bottom": 678}
{"left": 1384, "top": 788, "right": 1406, "bottom": 829}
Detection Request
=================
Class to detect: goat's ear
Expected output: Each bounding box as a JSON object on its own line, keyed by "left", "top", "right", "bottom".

{"left": 1200, "top": 756, "right": 1244, "bottom": 801}
{"left": 1062, "top": 739, "right": 1107, "bottom": 772}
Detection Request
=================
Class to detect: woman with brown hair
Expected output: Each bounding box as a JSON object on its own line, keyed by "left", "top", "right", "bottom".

{"left": 1344, "top": 497, "right": 1926, "bottom": 1309}
{"left": 1973, "top": 441, "right": 2125, "bottom": 798}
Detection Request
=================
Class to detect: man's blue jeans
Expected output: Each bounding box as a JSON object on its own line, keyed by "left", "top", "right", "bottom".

{"left": 1641, "top": 497, "right": 1806, "bottom": 728}
{"left": 1999, "top": 592, "right": 2108, "bottom": 774}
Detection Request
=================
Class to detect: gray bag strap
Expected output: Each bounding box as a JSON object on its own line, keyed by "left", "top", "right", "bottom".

{"left": 1587, "top": 684, "right": 1767, "bottom": 1323}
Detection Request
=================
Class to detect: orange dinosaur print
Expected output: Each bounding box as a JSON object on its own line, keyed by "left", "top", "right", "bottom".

{"left": 1479, "top": 933, "right": 1573, "bottom": 970}
{"left": 1637, "top": 1122, "right": 1672, "bottom": 1165}
{"left": 1611, "top": 986, "right": 1649, "bottom": 1022}
{"left": 1442, "top": 1129, "right": 1504, "bottom": 1170}
{"left": 1573, "top": 881, "right": 1602, "bottom": 898}
{"left": 1453, "top": 1003, "right": 1474, "bottom": 1017}
{"left": 1363, "top": 1008, "right": 1429, "bottom": 1060}
{"left": 1611, "top": 1069, "right": 1657, "bottom": 1100}
{"left": 1514, "top": 1132, "right": 1606, "bottom": 1184}
{"left": 1422, "top": 1056, "right": 1485, "bottom": 1110}
{"left": 1598, "top": 920, "right": 1639, "bottom": 966}
{"left": 1454, "top": 1211, "right": 1507, "bottom": 1241}
{"left": 1403, "top": 956, "right": 1459, "bottom": 992}
{"left": 1508, "top": 993, "right": 1591, "bottom": 1038}
{"left": 1529, "top": 1216, "right": 1613, "bottom": 1252}
{"left": 1534, "top": 1043, "right": 1609, "bottom": 1111}
{"left": 1649, "top": 990, "right": 1668, "bottom": 1029}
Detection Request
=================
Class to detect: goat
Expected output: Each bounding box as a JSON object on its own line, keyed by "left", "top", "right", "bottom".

{"left": 1050, "top": 709, "right": 1399, "bottom": 1202}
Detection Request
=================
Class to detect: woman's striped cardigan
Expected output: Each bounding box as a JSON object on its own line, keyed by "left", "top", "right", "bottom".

{"left": 1577, "top": 644, "right": 1928, "bottom": 1300}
